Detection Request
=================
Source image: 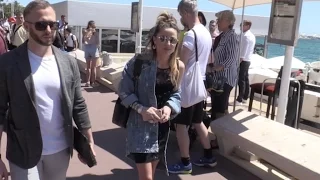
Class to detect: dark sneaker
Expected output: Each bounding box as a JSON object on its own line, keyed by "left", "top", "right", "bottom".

{"left": 168, "top": 162, "right": 192, "bottom": 174}
{"left": 193, "top": 157, "right": 217, "bottom": 167}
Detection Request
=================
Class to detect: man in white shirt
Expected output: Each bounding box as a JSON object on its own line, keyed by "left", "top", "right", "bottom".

{"left": 65, "top": 27, "right": 77, "bottom": 52}
{"left": 236, "top": 20, "right": 256, "bottom": 105}
{"left": 168, "top": 0, "right": 216, "bottom": 174}
{"left": 0, "top": 1, "right": 95, "bottom": 179}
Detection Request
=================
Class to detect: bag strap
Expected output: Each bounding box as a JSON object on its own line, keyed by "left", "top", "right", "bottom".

{"left": 71, "top": 34, "right": 77, "bottom": 48}
{"left": 191, "top": 29, "right": 198, "bottom": 62}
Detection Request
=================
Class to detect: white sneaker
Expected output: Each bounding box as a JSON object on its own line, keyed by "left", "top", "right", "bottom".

{"left": 230, "top": 101, "right": 243, "bottom": 106}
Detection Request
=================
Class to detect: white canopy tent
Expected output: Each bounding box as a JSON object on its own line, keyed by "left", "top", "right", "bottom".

{"left": 265, "top": 56, "right": 306, "bottom": 71}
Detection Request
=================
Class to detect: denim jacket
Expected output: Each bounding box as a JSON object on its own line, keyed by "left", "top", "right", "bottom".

{"left": 118, "top": 55, "right": 181, "bottom": 154}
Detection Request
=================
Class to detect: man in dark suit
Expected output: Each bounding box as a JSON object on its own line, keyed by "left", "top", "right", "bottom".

{"left": 0, "top": 1, "right": 95, "bottom": 180}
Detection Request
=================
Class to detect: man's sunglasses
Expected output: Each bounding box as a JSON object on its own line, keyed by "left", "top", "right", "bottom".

{"left": 156, "top": 36, "right": 178, "bottom": 45}
{"left": 26, "top": 21, "right": 59, "bottom": 31}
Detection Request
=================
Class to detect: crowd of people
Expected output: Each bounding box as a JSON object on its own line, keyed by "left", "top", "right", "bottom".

{"left": 0, "top": 0, "right": 256, "bottom": 180}
{"left": 119, "top": 0, "right": 256, "bottom": 179}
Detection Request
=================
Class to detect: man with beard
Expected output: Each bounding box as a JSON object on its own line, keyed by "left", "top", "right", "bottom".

{"left": 0, "top": 1, "right": 95, "bottom": 180}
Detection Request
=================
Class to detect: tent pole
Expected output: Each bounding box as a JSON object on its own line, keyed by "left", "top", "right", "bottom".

{"left": 137, "top": 0, "right": 144, "bottom": 53}
{"left": 232, "top": 0, "right": 245, "bottom": 112}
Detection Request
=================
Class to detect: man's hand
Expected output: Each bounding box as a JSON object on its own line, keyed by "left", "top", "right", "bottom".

{"left": 0, "top": 160, "right": 9, "bottom": 180}
{"left": 240, "top": 58, "right": 244, "bottom": 62}
{"left": 78, "top": 142, "right": 96, "bottom": 165}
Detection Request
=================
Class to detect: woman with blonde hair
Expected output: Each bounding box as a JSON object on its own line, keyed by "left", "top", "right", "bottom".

{"left": 118, "top": 12, "right": 185, "bottom": 180}
{"left": 82, "top": 20, "right": 100, "bottom": 87}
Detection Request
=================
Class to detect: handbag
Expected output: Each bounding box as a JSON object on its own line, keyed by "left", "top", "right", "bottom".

{"left": 205, "top": 33, "right": 226, "bottom": 95}
{"left": 180, "top": 29, "right": 207, "bottom": 108}
{"left": 112, "top": 58, "right": 144, "bottom": 128}
{"left": 73, "top": 127, "right": 97, "bottom": 168}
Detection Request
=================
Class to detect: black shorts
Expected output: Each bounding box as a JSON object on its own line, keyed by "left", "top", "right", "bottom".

{"left": 173, "top": 101, "right": 204, "bottom": 125}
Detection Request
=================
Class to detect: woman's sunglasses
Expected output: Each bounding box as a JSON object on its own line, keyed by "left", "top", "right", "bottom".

{"left": 26, "top": 21, "right": 59, "bottom": 31}
{"left": 156, "top": 36, "right": 178, "bottom": 45}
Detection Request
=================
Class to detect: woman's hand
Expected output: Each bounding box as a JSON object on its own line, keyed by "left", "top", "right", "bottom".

{"left": 140, "top": 107, "right": 162, "bottom": 123}
{"left": 213, "top": 64, "right": 224, "bottom": 71}
{"left": 160, "top": 106, "right": 171, "bottom": 123}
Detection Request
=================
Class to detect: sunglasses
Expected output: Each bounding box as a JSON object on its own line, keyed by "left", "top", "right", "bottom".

{"left": 26, "top": 21, "right": 59, "bottom": 31}
{"left": 157, "top": 36, "right": 178, "bottom": 45}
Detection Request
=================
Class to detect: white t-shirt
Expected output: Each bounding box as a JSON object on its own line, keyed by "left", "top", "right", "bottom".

{"left": 183, "top": 24, "right": 212, "bottom": 80}
{"left": 28, "top": 50, "right": 68, "bottom": 155}
{"left": 240, "top": 30, "right": 256, "bottom": 62}
{"left": 66, "top": 33, "right": 77, "bottom": 48}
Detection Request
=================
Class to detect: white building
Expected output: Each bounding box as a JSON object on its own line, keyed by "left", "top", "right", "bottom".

{"left": 52, "top": 0, "right": 270, "bottom": 53}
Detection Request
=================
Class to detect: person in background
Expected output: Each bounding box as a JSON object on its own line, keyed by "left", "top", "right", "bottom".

{"left": 9, "top": 12, "right": 28, "bottom": 50}
{"left": 0, "top": 27, "right": 7, "bottom": 55}
{"left": 0, "top": 1, "right": 95, "bottom": 179}
{"left": 58, "top": 15, "right": 68, "bottom": 35}
{"left": 169, "top": 0, "right": 216, "bottom": 174}
{"left": 209, "top": 20, "right": 219, "bottom": 42}
{"left": 65, "top": 27, "right": 78, "bottom": 52}
{"left": 178, "top": 18, "right": 188, "bottom": 57}
{"left": 207, "top": 20, "right": 220, "bottom": 68}
{"left": 198, "top": 11, "right": 207, "bottom": 26}
{"left": 118, "top": 12, "right": 184, "bottom": 180}
{"left": 211, "top": 10, "right": 239, "bottom": 119}
{"left": 234, "top": 20, "right": 256, "bottom": 105}
{"left": 82, "top": 20, "right": 100, "bottom": 87}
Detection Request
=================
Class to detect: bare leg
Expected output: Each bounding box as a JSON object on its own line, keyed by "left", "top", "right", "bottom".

{"left": 193, "top": 122, "right": 211, "bottom": 149}
{"left": 90, "top": 58, "right": 98, "bottom": 85}
{"left": 151, "top": 160, "right": 159, "bottom": 179}
{"left": 175, "top": 124, "right": 190, "bottom": 158}
{"left": 85, "top": 59, "right": 92, "bottom": 86}
{"left": 136, "top": 162, "right": 153, "bottom": 180}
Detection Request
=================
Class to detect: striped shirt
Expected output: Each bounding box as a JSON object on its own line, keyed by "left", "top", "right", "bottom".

{"left": 213, "top": 29, "right": 240, "bottom": 87}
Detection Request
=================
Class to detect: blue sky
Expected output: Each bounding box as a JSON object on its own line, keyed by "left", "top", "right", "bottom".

{"left": 18, "top": 0, "right": 318, "bottom": 35}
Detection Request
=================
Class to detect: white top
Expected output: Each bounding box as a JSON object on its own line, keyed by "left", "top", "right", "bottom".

{"left": 66, "top": 33, "right": 77, "bottom": 47}
{"left": 240, "top": 30, "right": 256, "bottom": 62}
{"left": 183, "top": 24, "right": 212, "bottom": 80}
{"left": 28, "top": 50, "right": 68, "bottom": 155}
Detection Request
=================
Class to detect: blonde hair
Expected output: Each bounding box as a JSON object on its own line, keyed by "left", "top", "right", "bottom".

{"left": 149, "top": 12, "right": 180, "bottom": 90}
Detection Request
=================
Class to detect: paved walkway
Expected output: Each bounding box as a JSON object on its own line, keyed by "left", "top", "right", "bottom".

{"left": 0, "top": 79, "right": 259, "bottom": 180}
{"left": 64, "top": 82, "right": 260, "bottom": 180}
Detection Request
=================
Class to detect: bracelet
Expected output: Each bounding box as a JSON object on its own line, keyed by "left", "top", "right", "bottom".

{"left": 137, "top": 106, "right": 143, "bottom": 114}
{"left": 131, "top": 101, "right": 143, "bottom": 114}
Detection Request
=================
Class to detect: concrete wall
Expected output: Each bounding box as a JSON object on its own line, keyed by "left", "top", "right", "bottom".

{"left": 52, "top": 0, "right": 270, "bottom": 35}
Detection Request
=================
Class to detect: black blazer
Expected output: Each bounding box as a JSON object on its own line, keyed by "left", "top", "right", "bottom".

{"left": 0, "top": 41, "right": 91, "bottom": 169}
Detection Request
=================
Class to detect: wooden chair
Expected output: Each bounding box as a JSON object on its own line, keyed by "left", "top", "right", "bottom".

{"left": 248, "top": 68, "right": 282, "bottom": 120}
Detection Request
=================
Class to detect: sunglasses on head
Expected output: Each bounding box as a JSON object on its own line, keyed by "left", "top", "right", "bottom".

{"left": 157, "top": 36, "right": 178, "bottom": 45}
{"left": 26, "top": 21, "right": 59, "bottom": 31}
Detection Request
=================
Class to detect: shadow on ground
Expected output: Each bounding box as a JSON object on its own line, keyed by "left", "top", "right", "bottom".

{"left": 91, "top": 128, "right": 259, "bottom": 180}
{"left": 67, "top": 168, "right": 184, "bottom": 180}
